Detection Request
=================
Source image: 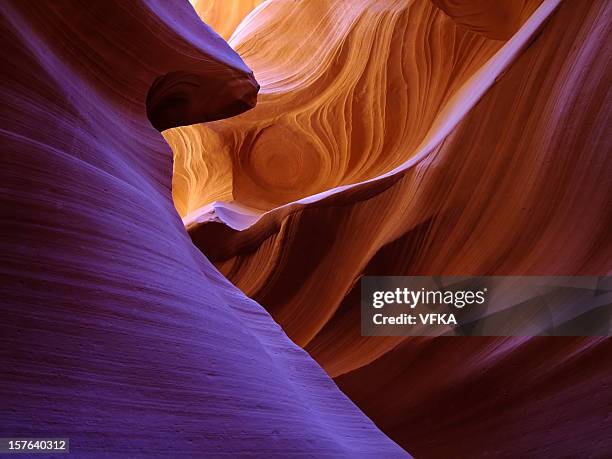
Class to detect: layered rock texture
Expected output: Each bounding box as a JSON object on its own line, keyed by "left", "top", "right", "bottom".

{"left": 175, "top": 0, "right": 612, "bottom": 457}
{"left": 0, "top": 1, "right": 407, "bottom": 456}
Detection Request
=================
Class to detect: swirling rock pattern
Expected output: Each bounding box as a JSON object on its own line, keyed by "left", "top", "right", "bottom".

{"left": 0, "top": 1, "right": 407, "bottom": 457}
{"left": 168, "top": 0, "right": 542, "bottom": 215}
{"left": 177, "top": 0, "right": 612, "bottom": 457}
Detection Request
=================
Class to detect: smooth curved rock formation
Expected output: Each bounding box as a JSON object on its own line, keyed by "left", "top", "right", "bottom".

{"left": 0, "top": 1, "right": 407, "bottom": 456}
{"left": 173, "top": 0, "right": 612, "bottom": 457}
{"left": 147, "top": 69, "right": 259, "bottom": 131}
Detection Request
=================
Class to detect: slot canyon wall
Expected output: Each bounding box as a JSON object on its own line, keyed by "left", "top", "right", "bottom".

{"left": 175, "top": 0, "right": 612, "bottom": 457}
{"left": 0, "top": 1, "right": 408, "bottom": 456}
